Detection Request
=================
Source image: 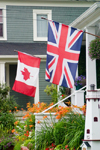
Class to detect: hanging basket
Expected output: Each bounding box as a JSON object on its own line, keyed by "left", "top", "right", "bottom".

{"left": 89, "top": 38, "right": 100, "bottom": 60}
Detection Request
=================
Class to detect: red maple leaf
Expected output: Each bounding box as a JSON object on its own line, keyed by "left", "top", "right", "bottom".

{"left": 21, "top": 67, "right": 30, "bottom": 81}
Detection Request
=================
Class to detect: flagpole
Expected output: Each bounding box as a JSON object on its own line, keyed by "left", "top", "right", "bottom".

{"left": 85, "top": 31, "right": 100, "bottom": 38}
{"left": 14, "top": 50, "right": 42, "bottom": 59}
{"left": 41, "top": 17, "right": 100, "bottom": 39}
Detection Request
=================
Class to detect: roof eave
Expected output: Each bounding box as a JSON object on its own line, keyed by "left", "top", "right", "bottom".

{"left": 69, "top": 2, "right": 100, "bottom": 29}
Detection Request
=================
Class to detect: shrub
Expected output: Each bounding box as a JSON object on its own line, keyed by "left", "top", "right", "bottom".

{"left": 0, "top": 111, "right": 15, "bottom": 130}
{"left": 0, "top": 83, "right": 20, "bottom": 130}
{"left": 44, "top": 84, "right": 59, "bottom": 103}
{"left": 0, "top": 84, "right": 20, "bottom": 112}
{"left": 24, "top": 114, "right": 35, "bottom": 132}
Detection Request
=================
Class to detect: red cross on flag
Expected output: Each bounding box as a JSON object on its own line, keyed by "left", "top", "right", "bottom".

{"left": 12, "top": 51, "right": 41, "bottom": 97}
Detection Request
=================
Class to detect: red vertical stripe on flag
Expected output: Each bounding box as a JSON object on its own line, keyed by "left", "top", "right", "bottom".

{"left": 12, "top": 81, "right": 36, "bottom": 97}
{"left": 18, "top": 51, "right": 41, "bottom": 68}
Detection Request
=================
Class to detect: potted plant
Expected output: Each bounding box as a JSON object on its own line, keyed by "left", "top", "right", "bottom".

{"left": 89, "top": 38, "right": 100, "bottom": 60}
{"left": 74, "top": 75, "right": 86, "bottom": 90}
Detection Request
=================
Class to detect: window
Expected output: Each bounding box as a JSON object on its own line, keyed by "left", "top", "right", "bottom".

{"left": 87, "top": 129, "right": 90, "bottom": 134}
{"left": 33, "top": 9, "right": 52, "bottom": 41}
{"left": 94, "top": 117, "right": 98, "bottom": 122}
{"left": 0, "top": 7, "right": 7, "bottom": 40}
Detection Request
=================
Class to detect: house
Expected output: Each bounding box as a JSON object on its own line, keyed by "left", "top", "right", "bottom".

{"left": 0, "top": 0, "right": 95, "bottom": 109}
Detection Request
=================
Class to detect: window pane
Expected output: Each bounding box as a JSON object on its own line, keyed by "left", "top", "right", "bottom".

{"left": 0, "top": 24, "right": 3, "bottom": 36}
{"left": 37, "top": 14, "right": 47, "bottom": 37}
{"left": 0, "top": 9, "right": 2, "bottom": 22}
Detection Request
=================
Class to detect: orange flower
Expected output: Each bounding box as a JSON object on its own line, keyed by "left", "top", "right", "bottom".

{"left": 26, "top": 102, "right": 31, "bottom": 108}
{"left": 29, "top": 125, "right": 33, "bottom": 128}
{"left": 12, "top": 129, "right": 15, "bottom": 133}
{"left": 37, "top": 120, "right": 41, "bottom": 124}
{"left": 43, "top": 115, "right": 47, "bottom": 120}
{"left": 56, "top": 115, "right": 61, "bottom": 119}
{"left": 23, "top": 113, "right": 31, "bottom": 119}
{"left": 9, "top": 110, "right": 11, "bottom": 112}
{"left": 14, "top": 121, "right": 19, "bottom": 125}
{"left": 15, "top": 106, "right": 17, "bottom": 109}
{"left": 23, "top": 116, "right": 26, "bottom": 119}
{"left": 22, "top": 138, "right": 25, "bottom": 141}
{"left": 80, "top": 104, "right": 86, "bottom": 115}
{"left": 73, "top": 105, "right": 78, "bottom": 108}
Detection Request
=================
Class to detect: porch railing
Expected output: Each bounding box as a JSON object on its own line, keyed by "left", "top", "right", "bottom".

{"left": 41, "top": 85, "right": 87, "bottom": 113}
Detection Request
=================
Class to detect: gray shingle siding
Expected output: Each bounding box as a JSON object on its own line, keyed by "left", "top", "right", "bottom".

{"left": 39, "top": 61, "right": 51, "bottom": 104}
{"left": 6, "top": 5, "right": 88, "bottom": 43}
{"left": 7, "top": 6, "right": 33, "bottom": 43}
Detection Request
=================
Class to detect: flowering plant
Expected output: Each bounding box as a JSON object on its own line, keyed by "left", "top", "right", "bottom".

{"left": 0, "top": 133, "right": 15, "bottom": 150}
{"left": 89, "top": 38, "right": 100, "bottom": 60}
{"left": 74, "top": 75, "right": 86, "bottom": 86}
{"left": 12, "top": 101, "right": 86, "bottom": 150}
{"left": 45, "top": 143, "right": 56, "bottom": 150}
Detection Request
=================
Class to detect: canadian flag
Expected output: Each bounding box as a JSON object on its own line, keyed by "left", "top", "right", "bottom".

{"left": 12, "top": 51, "right": 41, "bottom": 97}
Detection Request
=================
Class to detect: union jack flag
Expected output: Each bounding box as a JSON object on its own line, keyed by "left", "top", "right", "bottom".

{"left": 45, "top": 21, "right": 83, "bottom": 88}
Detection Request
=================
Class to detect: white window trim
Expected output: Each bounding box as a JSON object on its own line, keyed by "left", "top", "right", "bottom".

{"left": 33, "top": 9, "right": 52, "bottom": 41}
{"left": 0, "top": 6, "right": 7, "bottom": 41}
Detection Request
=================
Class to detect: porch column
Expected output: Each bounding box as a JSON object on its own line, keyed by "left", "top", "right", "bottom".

{"left": 86, "top": 27, "right": 97, "bottom": 90}
{"left": 34, "top": 75, "right": 39, "bottom": 104}
{"left": 0, "top": 62, "right": 5, "bottom": 84}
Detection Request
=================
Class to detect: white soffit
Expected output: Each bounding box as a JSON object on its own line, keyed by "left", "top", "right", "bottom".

{"left": 0, "top": 55, "right": 46, "bottom": 59}
{"left": 0, "top": 55, "right": 46, "bottom": 63}
{"left": 70, "top": 2, "right": 100, "bottom": 30}
{"left": 0, "top": 0, "right": 94, "bottom": 7}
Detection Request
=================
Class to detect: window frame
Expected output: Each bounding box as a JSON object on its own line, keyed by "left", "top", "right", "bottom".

{"left": 33, "top": 9, "right": 52, "bottom": 41}
{"left": 0, "top": 6, "right": 7, "bottom": 41}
